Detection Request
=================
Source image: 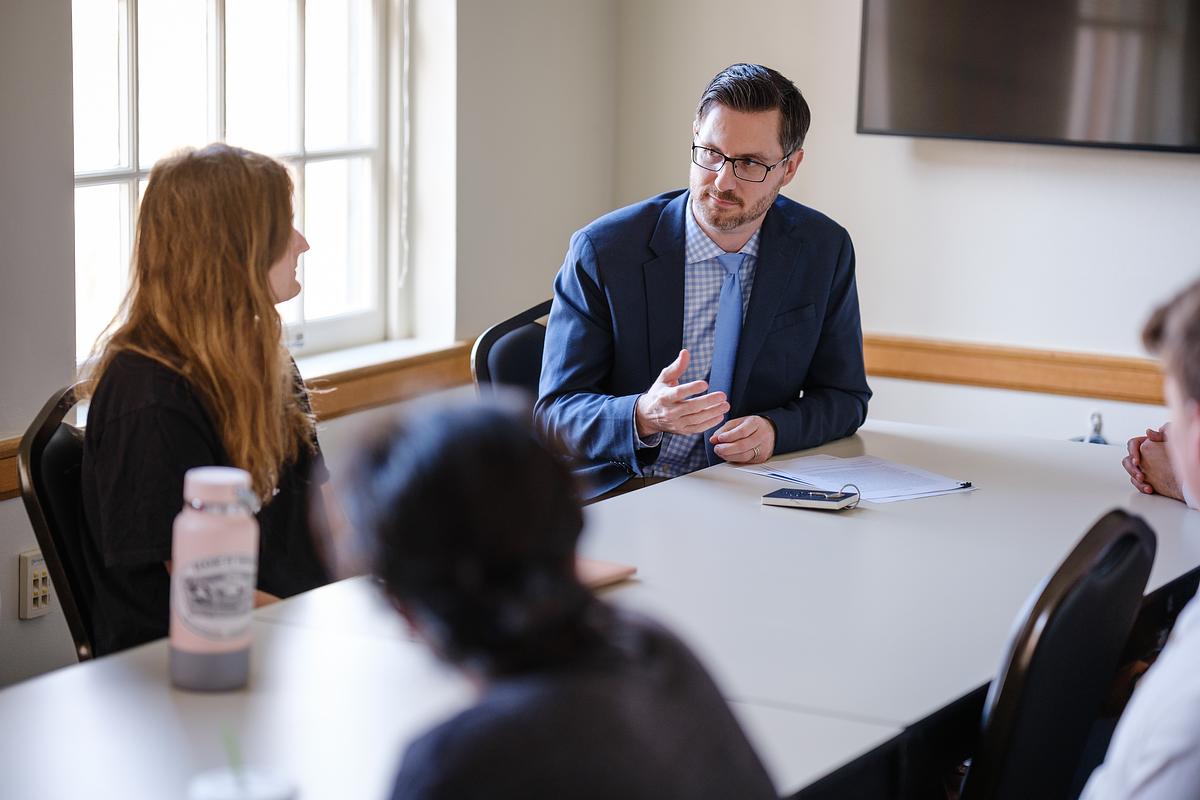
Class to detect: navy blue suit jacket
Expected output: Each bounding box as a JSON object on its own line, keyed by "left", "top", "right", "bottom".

{"left": 536, "top": 190, "right": 871, "bottom": 498}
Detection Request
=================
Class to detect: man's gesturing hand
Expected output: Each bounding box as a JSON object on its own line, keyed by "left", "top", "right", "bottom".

{"left": 710, "top": 415, "right": 775, "bottom": 464}
{"left": 635, "top": 349, "right": 730, "bottom": 438}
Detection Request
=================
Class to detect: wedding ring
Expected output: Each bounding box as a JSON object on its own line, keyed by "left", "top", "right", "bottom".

{"left": 753, "top": 446, "right": 760, "bottom": 460}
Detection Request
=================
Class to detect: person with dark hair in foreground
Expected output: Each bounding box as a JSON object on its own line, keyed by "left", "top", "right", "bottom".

{"left": 341, "top": 402, "right": 777, "bottom": 800}
{"left": 537, "top": 63, "right": 870, "bottom": 500}
{"left": 1083, "top": 278, "right": 1200, "bottom": 798}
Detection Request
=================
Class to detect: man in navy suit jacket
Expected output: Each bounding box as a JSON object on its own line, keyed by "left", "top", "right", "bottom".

{"left": 537, "top": 64, "right": 871, "bottom": 498}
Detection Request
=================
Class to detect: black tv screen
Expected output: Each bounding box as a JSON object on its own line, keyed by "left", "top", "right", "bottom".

{"left": 858, "top": 0, "right": 1200, "bottom": 153}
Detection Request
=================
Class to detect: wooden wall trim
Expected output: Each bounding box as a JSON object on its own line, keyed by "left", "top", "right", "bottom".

{"left": 864, "top": 334, "right": 1164, "bottom": 405}
{"left": 306, "top": 342, "right": 473, "bottom": 420}
{"left": 0, "top": 342, "right": 474, "bottom": 502}
{"left": 0, "top": 438, "right": 18, "bottom": 505}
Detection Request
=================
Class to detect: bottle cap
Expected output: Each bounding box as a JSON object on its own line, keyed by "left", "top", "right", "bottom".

{"left": 184, "top": 467, "right": 254, "bottom": 509}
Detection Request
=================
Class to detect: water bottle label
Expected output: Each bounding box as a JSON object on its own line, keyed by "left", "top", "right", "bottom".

{"left": 174, "top": 554, "right": 258, "bottom": 640}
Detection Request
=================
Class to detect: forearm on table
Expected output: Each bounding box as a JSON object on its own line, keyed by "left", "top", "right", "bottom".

{"left": 761, "top": 389, "right": 869, "bottom": 455}
{"left": 254, "top": 590, "right": 280, "bottom": 607}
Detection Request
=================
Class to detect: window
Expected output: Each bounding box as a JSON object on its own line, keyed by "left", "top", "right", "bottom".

{"left": 72, "top": 0, "right": 389, "bottom": 363}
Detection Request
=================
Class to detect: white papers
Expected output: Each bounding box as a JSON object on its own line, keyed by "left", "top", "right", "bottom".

{"left": 740, "top": 455, "right": 974, "bottom": 503}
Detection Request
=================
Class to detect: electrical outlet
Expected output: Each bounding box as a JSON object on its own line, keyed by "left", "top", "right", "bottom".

{"left": 18, "top": 550, "right": 51, "bottom": 620}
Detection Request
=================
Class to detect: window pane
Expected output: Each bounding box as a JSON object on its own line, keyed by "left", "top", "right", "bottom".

{"left": 226, "top": 0, "right": 297, "bottom": 155}
{"left": 305, "top": 0, "right": 375, "bottom": 151}
{"left": 75, "top": 183, "right": 132, "bottom": 362}
{"left": 73, "top": 0, "right": 126, "bottom": 172}
{"left": 302, "top": 157, "right": 376, "bottom": 320}
{"left": 138, "top": 0, "right": 212, "bottom": 167}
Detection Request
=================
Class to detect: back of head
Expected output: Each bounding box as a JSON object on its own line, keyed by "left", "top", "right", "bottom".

{"left": 342, "top": 400, "right": 595, "bottom": 675}
{"left": 1144, "top": 278, "right": 1200, "bottom": 405}
{"left": 696, "top": 63, "right": 811, "bottom": 154}
{"left": 82, "top": 143, "right": 310, "bottom": 500}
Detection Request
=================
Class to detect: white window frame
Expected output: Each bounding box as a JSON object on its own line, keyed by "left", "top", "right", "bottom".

{"left": 72, "top": 0, "right": 399, "bottom": 362}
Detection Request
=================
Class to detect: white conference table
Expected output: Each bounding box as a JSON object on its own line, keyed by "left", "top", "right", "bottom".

{"left": 578, "top": 419, "right": 1200, "bottom": 731}
{"left": 3, "top": 420, "right": 1198, "bottom": 798}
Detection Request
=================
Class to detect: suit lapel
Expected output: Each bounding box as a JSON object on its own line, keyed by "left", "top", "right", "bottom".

{"left": 731, "top": 202, "right": 803, "bottom": 411}
{"left": 643, "top": 192, "right": 689, "bottom": 376}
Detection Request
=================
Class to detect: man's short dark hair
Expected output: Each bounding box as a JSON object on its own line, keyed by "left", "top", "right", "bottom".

{"left": 1144, "top": 279, "right": 1200, "bottom": 404}
{"left": 341, "top": 400, "right": 599, "bottom": 674}
{"left": 696, "top": 63, "right": 811, "bottom": 154}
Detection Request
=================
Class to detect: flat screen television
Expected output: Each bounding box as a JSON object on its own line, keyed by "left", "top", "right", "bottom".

{"left": 857, "top": 0, "right": 1200, "bottom": 153}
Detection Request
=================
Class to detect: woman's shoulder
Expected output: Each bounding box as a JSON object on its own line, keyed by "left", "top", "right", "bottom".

{"left": 89, "top": 350, "right": 208, "bottom": 426}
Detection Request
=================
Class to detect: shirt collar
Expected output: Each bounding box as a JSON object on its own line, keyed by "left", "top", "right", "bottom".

{"left": 685, "top": 195, "right": 762, "bottom": 264}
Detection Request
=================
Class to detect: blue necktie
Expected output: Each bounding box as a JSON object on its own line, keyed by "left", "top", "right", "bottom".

{"left": 706, "top": 252, "right": 744, "bottom": 464}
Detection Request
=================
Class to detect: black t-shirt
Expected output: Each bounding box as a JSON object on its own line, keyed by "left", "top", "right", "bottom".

{"left": 80, "top": 351, "right": 331, "bottom": 655}
{"left": 390, "top": 609, "right": 778, "bottom": 800}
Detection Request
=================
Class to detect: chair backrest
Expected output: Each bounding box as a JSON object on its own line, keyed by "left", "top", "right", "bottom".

{"left": 17, "top": 383, "right": 95, "bottom": 661}
{"left": 471, "top": 299, "right": 553, "bottom": 396}
{"left": 961, "top": 508, "right": 1156, "bottom": 800}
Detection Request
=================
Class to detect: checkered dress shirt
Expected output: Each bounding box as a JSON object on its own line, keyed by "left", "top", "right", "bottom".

{"left": 645, "top": 200, "right": 760, "bottom": 477}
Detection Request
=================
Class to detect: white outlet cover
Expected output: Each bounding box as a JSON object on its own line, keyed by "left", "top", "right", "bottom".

{"left": 18, "top": 549, "right": 51, "bottom": 620}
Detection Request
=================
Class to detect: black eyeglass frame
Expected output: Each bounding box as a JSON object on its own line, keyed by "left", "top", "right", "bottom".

{"left": 690, "top": 144, "right": 792, "bottom": 183}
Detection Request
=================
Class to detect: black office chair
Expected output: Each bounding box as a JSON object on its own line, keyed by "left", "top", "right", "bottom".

{"left": 17, "top": 383, "right": 95, "bottom": 661}
{"left": 471, "top": 299, "right": 552, "bottom": 396}
{"left": 959, "top": 508, "right": 1156, "bottom": 800}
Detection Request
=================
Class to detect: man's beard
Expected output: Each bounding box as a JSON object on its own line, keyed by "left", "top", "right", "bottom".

{"left": 691, "top": 182, "right": 780, "bottom": 232}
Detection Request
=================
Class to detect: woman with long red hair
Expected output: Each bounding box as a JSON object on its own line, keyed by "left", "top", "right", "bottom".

{"left": 79, "top": 143, "right": 330, "bottom": 655}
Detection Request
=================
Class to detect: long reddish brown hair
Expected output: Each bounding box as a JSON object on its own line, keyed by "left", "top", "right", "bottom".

{"left": 81, "top": 143, "right": 314, "bottom": 501}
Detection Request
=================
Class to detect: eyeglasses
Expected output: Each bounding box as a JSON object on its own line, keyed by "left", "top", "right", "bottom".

{"left": 691, "top": 144, "right": 790, "bottom": 183}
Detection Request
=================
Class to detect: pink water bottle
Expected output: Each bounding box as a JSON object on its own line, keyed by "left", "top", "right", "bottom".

{"left": 169, "top": 467, "right": 260, "bottom": 691}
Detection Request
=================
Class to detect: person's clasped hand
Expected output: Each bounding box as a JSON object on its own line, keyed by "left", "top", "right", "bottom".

{"left": 710, "top": 415, "right": 775, "bottom": 464}
{"left": 1123, "top": 424, "right": 1184, "bottom": 501}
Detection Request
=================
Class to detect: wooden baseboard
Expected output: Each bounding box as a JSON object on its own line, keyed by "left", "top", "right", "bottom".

{"left": 0, "top": 337, "right": 1161, "bottom": 503}
{"left": 863, "top": 334, "right": 1163, "bottom": 406}
{"left": 306, "top": 342, "right": 473, "bottom": 420}
{"left": 0, "top": 438, "right": 18, "bottom": 504}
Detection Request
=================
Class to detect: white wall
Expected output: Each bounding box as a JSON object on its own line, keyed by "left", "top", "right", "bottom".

{"left": 870, "top": 377, "right": 1165, "bottom": 444}
{"left": 0, "top": 0, "right": 80, "bottom": 684}
{"left": 454, "top": 0, "right": 618, "bottom": 340}
{"left": 614, "top": 0, "right": 1200, "bottom": 356}
{"left": 410, "top": 0, "right": 618, "bottom": 343}
{"left": 408, "top": 0, "right": 458, "bottom": 343}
